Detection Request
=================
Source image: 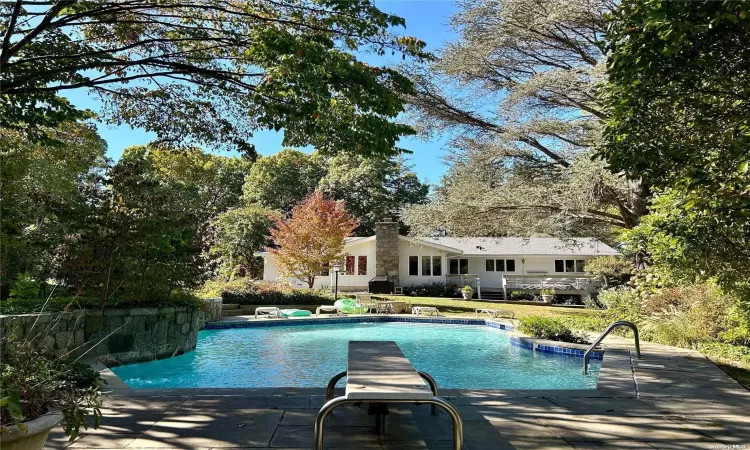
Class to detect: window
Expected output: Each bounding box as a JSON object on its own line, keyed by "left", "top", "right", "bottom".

{"left": 506, "top": 259, "right": 516, "bottom": 272}
{"left": 422, "top": 256, "right": 431, "bottom": 276}
{"left": 345, "top": 255, "right": 355, "bottom": 275}
{"left": 485, "top": 259, "right": 495, "bottom": 272}
{"left": 555, "top": 259, "right": 585, "bottom": 273}
{"left": 320, "top": 266, "right": 330, "bottom": 276}
{"left": 357, "top": 256, "right": 367, "bottom": 275}
{"left": 449, "top": 258, "right": 469, "bottom": 275}
{"left": 496, "top": 259, "right": 506, "bottom": 271}
{"left": 432, "top": 256, "right": 442, "bottom": 276}
{"left": 409, "top": 256, "right": 418, "bottom": 276}
{"left": 487, "top": 259, "right": 511, "bottom": 271}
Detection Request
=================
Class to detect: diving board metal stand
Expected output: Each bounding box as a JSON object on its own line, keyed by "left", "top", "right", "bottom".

{"left": 315, "top": 341, "right": 464, "bottom": 450}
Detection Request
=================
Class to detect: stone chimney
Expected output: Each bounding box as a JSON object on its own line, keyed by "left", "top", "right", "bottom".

{"left": 375, "top": 218, "right": 399, "bottom": 285}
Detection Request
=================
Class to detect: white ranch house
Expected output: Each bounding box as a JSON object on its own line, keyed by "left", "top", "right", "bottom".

{"left": 256, "top": 219, "right": 620, "bottom": 300}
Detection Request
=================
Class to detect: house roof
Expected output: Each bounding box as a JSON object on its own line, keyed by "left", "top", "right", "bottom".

{"left": 421, "top": 237, "right": 620, "bottom": 257}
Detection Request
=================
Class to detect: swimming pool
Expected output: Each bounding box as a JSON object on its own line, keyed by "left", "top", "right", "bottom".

{"left": 111, "top": 322, "right": 601, "bottom": 390}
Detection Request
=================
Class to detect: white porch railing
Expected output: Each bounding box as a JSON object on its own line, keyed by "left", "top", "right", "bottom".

{"left": 503, "top": 274, "right": 597, "bottom": 291}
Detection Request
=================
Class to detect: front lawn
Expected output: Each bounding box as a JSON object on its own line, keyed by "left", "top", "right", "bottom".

{"left": 377, "top": 296, "right": 605, "bottom": 320}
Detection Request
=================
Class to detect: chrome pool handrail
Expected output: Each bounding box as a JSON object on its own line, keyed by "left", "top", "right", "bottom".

{"left": 583, "top": 320, "right": 641, "bottom": 374}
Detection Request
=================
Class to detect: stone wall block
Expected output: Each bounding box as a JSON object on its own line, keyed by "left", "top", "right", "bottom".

{"left": 55, "top": 331, "right": 73, "bottom": 349}
{"left": 175, "top": 312, "right": 187, "bottom": 325}
{"left": 87, "top": 315, "right": 104, "bottom": 332}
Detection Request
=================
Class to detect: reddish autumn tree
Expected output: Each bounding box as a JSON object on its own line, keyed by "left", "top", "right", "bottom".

{"left": 270, "top": 191, "right": 359, "bottom": 288}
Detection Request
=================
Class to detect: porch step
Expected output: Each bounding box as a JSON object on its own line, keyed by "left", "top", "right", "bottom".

{"left": 221, "top": 308, "right": 247, "bottom": 316}
{"left": 222, "top": 303, "right": 239, "bottom": 310}
{"left": 480, "top": 292, "right": 505, "bottom": 301}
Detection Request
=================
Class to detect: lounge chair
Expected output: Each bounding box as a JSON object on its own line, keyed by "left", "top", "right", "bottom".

{"left": 254, "top": 306, "right": 279, "bottom": 319}
{"left": 475, "top": 308, "right": 515, "bottom": 319}
{"left": 316, "top": 305, "right": 344, "bottom": 316}
{"left": 412, "top": 306, "right": 439, "bottom": 316}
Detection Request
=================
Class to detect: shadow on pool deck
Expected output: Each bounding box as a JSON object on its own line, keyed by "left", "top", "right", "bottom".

{"left": 46, "top": 337, "right": 750, "bottom": 450}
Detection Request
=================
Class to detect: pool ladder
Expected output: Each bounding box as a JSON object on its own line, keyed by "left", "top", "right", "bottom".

{"left": 583, "top": 320, "right": 642, "bottom": 374}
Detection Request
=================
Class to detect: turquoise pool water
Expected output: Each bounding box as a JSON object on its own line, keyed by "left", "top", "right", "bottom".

{"left": 111, "top": 322, "right": 601, "bottom": 389}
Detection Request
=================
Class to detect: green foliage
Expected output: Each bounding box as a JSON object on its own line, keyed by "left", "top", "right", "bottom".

{"left": 585, "top": 256, "right": 634, "bottom": 289}
{"left": 602, "top": 0, "right": 750, "bottom": 299}
{"left": 220, "top": 279, "right": 335, "bottom": 306}
{"left": 1, "top": 1, "right": 427, "bottom": 156}
{"left": 0, "top": 295, "right": 201, "bottom": 315}
{"left": 539, "top": 288, "right": 555, "bottom": 296}
{"left": 8, "top": 273, "right": 40, "bottom": 300}
{"left": 242, "top": 150, "right": 326, "bottom": 212}
{"left": 721, "top": 302, "right": 750, "bottom": 346}
{"left": 317, "top": 154, "right": 429, "bottom": 234}
{"left": 0, "top": 339, "right": 102, "bottom": 440}
{"left": 597, "top": 288, "right": 642, "bottom": 324}
{"left": 209, "top": 205, "right": 274, "bottom": 279}
{"left": 240, "top": 149, "right": 428, "bottom": 234}
{"left": 517, "top": 316, "right": 589, "bottom": 344}
{"left": 402, "top": 282, "right": 459, "bottom": 298}
{"left": 508, "top": 291, "right": 535, "bottom": 301}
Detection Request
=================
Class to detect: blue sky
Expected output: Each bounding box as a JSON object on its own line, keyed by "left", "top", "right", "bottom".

{"left": 65, "top": 0, "right": 458, "bottom": 185}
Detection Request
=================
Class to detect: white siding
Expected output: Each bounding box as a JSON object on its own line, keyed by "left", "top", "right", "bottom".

{"left": 398, "top": 240, "right": 448, "bottom": 287}
{"left": 464, "top": 255, "right": 594, "bottom": 289}
{"left": 260, "top": 239, "right": 376, "bottom": 290}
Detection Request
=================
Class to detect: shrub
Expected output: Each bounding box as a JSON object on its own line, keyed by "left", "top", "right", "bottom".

{"left": 402, "top": 282, "right": 459, "bottom": 298}
{"left": 639, "top": 284, "right": 735, "bottom": 346}
{"left": 508, "top": 290, "right": 535, "bottom": 301}
{"left": 584, "top": 256, "right": 634, "bottom": 288}
{"left": 598, "top": 287, "right": 642, "bottom": 323}
{"left": 221, "top": 279, "right": 335, "bottom": 305}
{"left": 0, "top": 294, "right": 202, "bottom": 315}
{"left": 1, "top": 339, "right": 103, "bottom": 440}
{"left": 721, "top": 302, "right": 750, "bottom": 345}
{"left": 517, "top": 316, "right": 589, "bottom": 344}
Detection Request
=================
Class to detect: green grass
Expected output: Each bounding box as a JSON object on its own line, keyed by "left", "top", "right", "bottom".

{"left": 378, "top": 296, "right": 604, "bottom": 319}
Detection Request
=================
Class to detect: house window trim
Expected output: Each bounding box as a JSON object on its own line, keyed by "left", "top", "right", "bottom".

{"left": 449, "top": 258, "right": 469, "bottom": 275}
{"left": 554, "top": 259, "right": 587, "bottom": 273}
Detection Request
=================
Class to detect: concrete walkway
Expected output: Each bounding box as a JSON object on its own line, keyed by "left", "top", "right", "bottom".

{"left": 45, "top": 336, "right": 749, "bottom": 450}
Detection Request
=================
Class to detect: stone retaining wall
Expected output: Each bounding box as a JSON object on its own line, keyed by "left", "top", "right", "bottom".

{"left": 0, "top": 306, "right": 203, "bottom": 365}
{"left": 199, "top": 297, "right": 222, "bottom": 328}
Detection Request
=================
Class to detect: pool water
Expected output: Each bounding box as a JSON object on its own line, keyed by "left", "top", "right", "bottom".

{"left": 112, "top": 322, "right": 601, "bottom": 390}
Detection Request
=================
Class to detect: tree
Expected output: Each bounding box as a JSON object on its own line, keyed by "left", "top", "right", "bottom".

{"left": 318, "top": 154, "right": 428, "bottom": 234}
{"left": 269, "top": 191, "right": 358, "bottom": 288}
{"left": 602, "top": 0, "right": 750, "bottom": 298}
{"left": 402, "top": 0, "right": 647, "bottom": 240}
{"left": 0, "top": 122, "right": 106, "bottom": 292}
{"left": 242, "top": 149, "right": 326, "bottom": 212}
{"left": 1, "top": 0, "right": 426, "bottom": 156}
{"left": 210, "top": 205, "right": 274, "bottom": 279}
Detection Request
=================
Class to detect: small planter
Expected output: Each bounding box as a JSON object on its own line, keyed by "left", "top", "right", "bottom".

{"left": 541, "top": 295, "right": 553, "bottom": 303}
{"left": 0, "top": 409, "right": 63, "bottom": 450}
{"left": 461, "top": 290, "right": 474, "bottom": 300}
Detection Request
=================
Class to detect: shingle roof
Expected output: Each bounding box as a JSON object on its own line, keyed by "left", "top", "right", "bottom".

{"left": 420, "top": 237, "right": 620, "bottom": 257}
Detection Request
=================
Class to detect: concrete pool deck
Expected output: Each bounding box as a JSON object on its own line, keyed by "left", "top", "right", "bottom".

{"left": 45, "top": 320, "right": 750, "bottom": 450}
